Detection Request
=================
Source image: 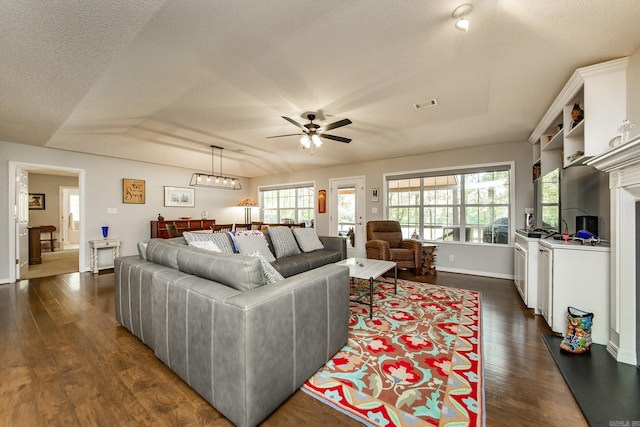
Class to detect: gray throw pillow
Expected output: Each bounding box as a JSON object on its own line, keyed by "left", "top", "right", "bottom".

{"left": 268, "top": 226, "right": 301, "bottom": 259}
{"left": 248, "top": 251, "right": 284, "bottom": 284}
{"left": 234, "top": 234, "right": 276, "bottom": 262}
{"left": 292, "top": 228, "right": 324, "bottom": 252}
{"left": 182, "top": 231, "right": 234, "bottom": 253}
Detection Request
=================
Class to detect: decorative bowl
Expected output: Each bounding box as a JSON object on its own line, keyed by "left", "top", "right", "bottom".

{"left": 180, "top": 216, "right": 192, "bottom": 220}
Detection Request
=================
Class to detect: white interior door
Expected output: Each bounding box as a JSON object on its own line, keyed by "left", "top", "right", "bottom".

{"left": 16, "top": 168, "right": 29, "bottom": 278}
{"left": 330, "top": 176, "right": 366, "bottom": 258}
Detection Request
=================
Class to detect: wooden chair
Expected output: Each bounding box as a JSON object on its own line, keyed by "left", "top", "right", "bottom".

{"left": 166, "top": 223, "right": 181, "bottom": 238}
{"left": 40, "top": 225, "right": 57, "bottom": 252}
{"left": 233, "top": 224, "right": 251, "bottom": 232}
{"left": 211, "top": 224, "right": 233, "bottom": 233}
{"left": 365, "top": 220, "right": 422, "bottom": 274}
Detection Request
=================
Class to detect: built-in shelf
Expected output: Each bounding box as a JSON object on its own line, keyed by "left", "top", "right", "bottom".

{"left": 529, "top": 57, "right": 629, "bottom": 172}
{"left": 565, "top": 119, "right": 584, "bottom": 138}
{"left": 542, "top": 129, "right": 563, "bottom": 151}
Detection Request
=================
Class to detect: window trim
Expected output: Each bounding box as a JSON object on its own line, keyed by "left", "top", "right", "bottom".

{"left": 258, "top": 180, "right": 316, "bottom": 223}
{"left": 383, "top": 161, "right": 515, "bottom": 246}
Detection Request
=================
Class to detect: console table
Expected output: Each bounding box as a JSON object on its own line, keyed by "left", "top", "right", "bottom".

{"left": 150, "top": 219, "right": 216, "bottom": 238}
{"left": 420, "top": 244, "right": 438, "bottom": 275}
{"left": 89, "top": 239, "right": 120, "bottom": 274}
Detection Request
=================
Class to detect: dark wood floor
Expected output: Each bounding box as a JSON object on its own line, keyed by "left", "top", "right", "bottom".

{"left": 0, "top": 270, "right": 587, "bottom": 426}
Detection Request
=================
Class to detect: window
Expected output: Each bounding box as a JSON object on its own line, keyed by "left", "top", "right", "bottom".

{"left": 386, "top": 164, "right": 512, "bottom": 245}
{"left": 260, "top": 184, "right": 314, "bottom": 224}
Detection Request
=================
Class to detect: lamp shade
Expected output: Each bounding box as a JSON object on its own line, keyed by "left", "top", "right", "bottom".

{"left": 236, "top": 198, "right": 258, "bottom": 207}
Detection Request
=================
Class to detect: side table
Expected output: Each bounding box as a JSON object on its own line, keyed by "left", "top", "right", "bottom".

{"left": 89, "top": 239, "right": 120, "bottom": 274}
{"left": 420, "top": 244, "right": 438, "bottom": 276}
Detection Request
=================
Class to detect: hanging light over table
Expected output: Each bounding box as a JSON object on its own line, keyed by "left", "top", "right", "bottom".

{"left": 189, "top": 145, "right": 242, "bottom": 190}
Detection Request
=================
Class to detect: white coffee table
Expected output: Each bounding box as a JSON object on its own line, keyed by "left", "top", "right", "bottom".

{"left": 336, "top": 258, "right": 397, "bottom": 319}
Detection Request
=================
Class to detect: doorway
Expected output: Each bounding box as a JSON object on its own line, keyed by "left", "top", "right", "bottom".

{"left": 330, "top": 176, "right": 366, "bottom": 258}
{"left": 8, "top": 162, "right": 85, "bottom": 282}
{"left": 60, "top": 186, "right": 80, "bottom": 250}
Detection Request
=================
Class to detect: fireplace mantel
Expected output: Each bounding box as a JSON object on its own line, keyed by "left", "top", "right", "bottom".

{"left": 587, "top": 135, "right": 640, "bottom": 366}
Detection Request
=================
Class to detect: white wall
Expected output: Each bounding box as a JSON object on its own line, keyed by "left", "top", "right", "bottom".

{"left": 249, "top": 140, "right": 534, "bottom": 279}
{"left": 628, "top": 46, "right": 640, "bottom": 141}
{"left": 1, "top": 140, "right": 251, "bottom": 283}
{"left": 28, "top": 173, "right": 79, "bottom": 226}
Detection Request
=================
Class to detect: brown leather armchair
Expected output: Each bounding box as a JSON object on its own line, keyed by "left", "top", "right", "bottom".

{"left": 365, "top": 221, "right": 422, "bottom": 274}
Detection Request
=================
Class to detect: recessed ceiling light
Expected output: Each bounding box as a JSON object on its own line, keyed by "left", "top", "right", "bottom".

{"left": 414, "top": 99, "right": 438, "bottom": 110}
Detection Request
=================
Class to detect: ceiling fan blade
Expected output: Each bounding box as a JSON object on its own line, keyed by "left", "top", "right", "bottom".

{"left": 320, "top": 118, "right": 352, "bottom": 132}
{"left": 320, "top": 133, "right": 351, "bottom": 143}
{"left": 281, "top": 116, "right": 306, "bottom": 130}
{"left": 266, "top": 133, "right": 303, "bottom": 139}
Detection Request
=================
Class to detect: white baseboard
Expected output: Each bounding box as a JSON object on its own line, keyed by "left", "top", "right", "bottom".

{"left": 436, "top": 266, "right": 513, "bottom": 280}
{"left": 0, "top": 277, "right": 9, "bottom": 285}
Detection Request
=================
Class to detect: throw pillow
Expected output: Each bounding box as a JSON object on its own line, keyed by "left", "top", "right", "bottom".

{"left": 292, "top": 228, "right": 324, "bottom": 252}
{"left": 248, "top": 251, "right": 284, "bottom": 285}
{"left": 234, "top": 234, "right": 276, "bottom": 262}
{"left": 268, "top": 226, "right": 301, "bottom": 259}
{"left": 182, "top": 231, "right": 234, "bottom": 253}
{"left": 189, "top": 240, "right": 222, "bottom": 252}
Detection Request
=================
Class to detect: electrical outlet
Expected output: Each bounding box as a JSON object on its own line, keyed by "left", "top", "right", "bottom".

{"left": 449, "top": 254, "right": 454, "bottom": 262}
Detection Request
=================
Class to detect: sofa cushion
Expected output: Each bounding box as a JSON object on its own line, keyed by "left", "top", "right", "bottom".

{"left": 137, "top": 240, "right": 149, "bottom": 260}
{"left": 189, "top": 240, "right": 222, "bottom": 252}
{"left": 248, "top": 251, "right": 284, "bottom": 284}
{"left": 300, "top": 249, "right": 344, "bottom": 269}
{"left": 269, "top": 226, "right": 301, "bottom": 259}
{"left": 292, "top": 228, "right": 324, "bottom": 252}
{"left": 146, "top": 238, "right": 182, "bottom": 269}
{"left": 183, "top": 231, "right": 234, "bottom": 254}
{"left": 270, "top": 256, "right": 311, "bottom": 278}
{"left": 234, "top": 234, "right": 276, "bottom": 262}
{"left": 176, "top": 245, "right": 266, "bottom": 291}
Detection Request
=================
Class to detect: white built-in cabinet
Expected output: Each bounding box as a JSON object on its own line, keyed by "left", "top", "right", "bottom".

{"left": 514, "top": 233, "right": 539, "bottom": 312}
{"left": 530, "top": 57, "right": 628, "bottom": 175}
{"left": 537, "top": 239, "right": 610, "bottom": 345}
{"left": 524, "top": 58, "right": 624, "bottom": 346}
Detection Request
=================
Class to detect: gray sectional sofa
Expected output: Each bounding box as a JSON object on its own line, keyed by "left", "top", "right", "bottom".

{"left": 114, "top": 233, "right": 349, "bottom": 427}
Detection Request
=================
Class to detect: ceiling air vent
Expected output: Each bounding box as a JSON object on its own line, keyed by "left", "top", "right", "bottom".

{"left": 414, "top": 99, "right": 438, "bottom": 110}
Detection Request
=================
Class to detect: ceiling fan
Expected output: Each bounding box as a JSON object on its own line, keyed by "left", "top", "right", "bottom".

{"left": 267, "top": 113, "right": 352, "bottom": 149}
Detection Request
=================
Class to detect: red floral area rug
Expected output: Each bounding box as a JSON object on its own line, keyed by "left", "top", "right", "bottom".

{"left": 302, "top": 278, "right": 483, "bottom": 426}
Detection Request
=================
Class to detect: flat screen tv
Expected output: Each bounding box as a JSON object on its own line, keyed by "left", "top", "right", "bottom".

{"left": 536, "top": 168, "right": 561, "bottom": 233}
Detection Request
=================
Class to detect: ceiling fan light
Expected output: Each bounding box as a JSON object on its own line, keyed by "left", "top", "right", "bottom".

{"left": 311, "top": 134, "right": 322, "bottom": 147}
{"left": 300, "top": 135, "right": 311, "bottom": 149}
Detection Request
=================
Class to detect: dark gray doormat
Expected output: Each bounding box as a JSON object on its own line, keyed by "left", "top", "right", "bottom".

{"left": 542, "top": 334, "right": 640, "bottom": 426}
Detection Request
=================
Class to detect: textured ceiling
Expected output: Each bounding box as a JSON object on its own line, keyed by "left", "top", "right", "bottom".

{"left": 2, "top": 1, "right": 640, "bottom": 177}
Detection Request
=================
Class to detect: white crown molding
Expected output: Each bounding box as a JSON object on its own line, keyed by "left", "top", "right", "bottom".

{"left": 528, "top": 57, "right": 630, "bottom": 144}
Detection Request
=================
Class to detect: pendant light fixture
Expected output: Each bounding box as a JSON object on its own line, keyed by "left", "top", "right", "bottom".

{"left": 452, "top": 4, "right": 473, "bottom": 32}
{"left": 189, "top": 145, "right": 242, "bottom": 190}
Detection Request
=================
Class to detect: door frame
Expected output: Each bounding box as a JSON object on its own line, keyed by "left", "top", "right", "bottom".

{"left": 8, "top": 161, "right": 86, "bottom": 282}
{"left": 59, "top": 186, "right": 80, "bottom": 250}
{"left": 329, "top": 176, "right": 366, "bottom": 258}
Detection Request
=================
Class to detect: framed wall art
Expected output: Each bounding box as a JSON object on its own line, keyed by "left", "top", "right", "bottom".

{"left": 123, "top": 178, "right": 146, "bottom": 204}
{"left": 164, "top": 186, "right": 195, "bottom": 207}
{"left": 371, "top": 188, "right": 379, "bottom": 202}
{"left": 318, "top": 189, "right": 327, "bottom": 213}
{"left": 29, "top": 193, "right": 45, "bottom": 210}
